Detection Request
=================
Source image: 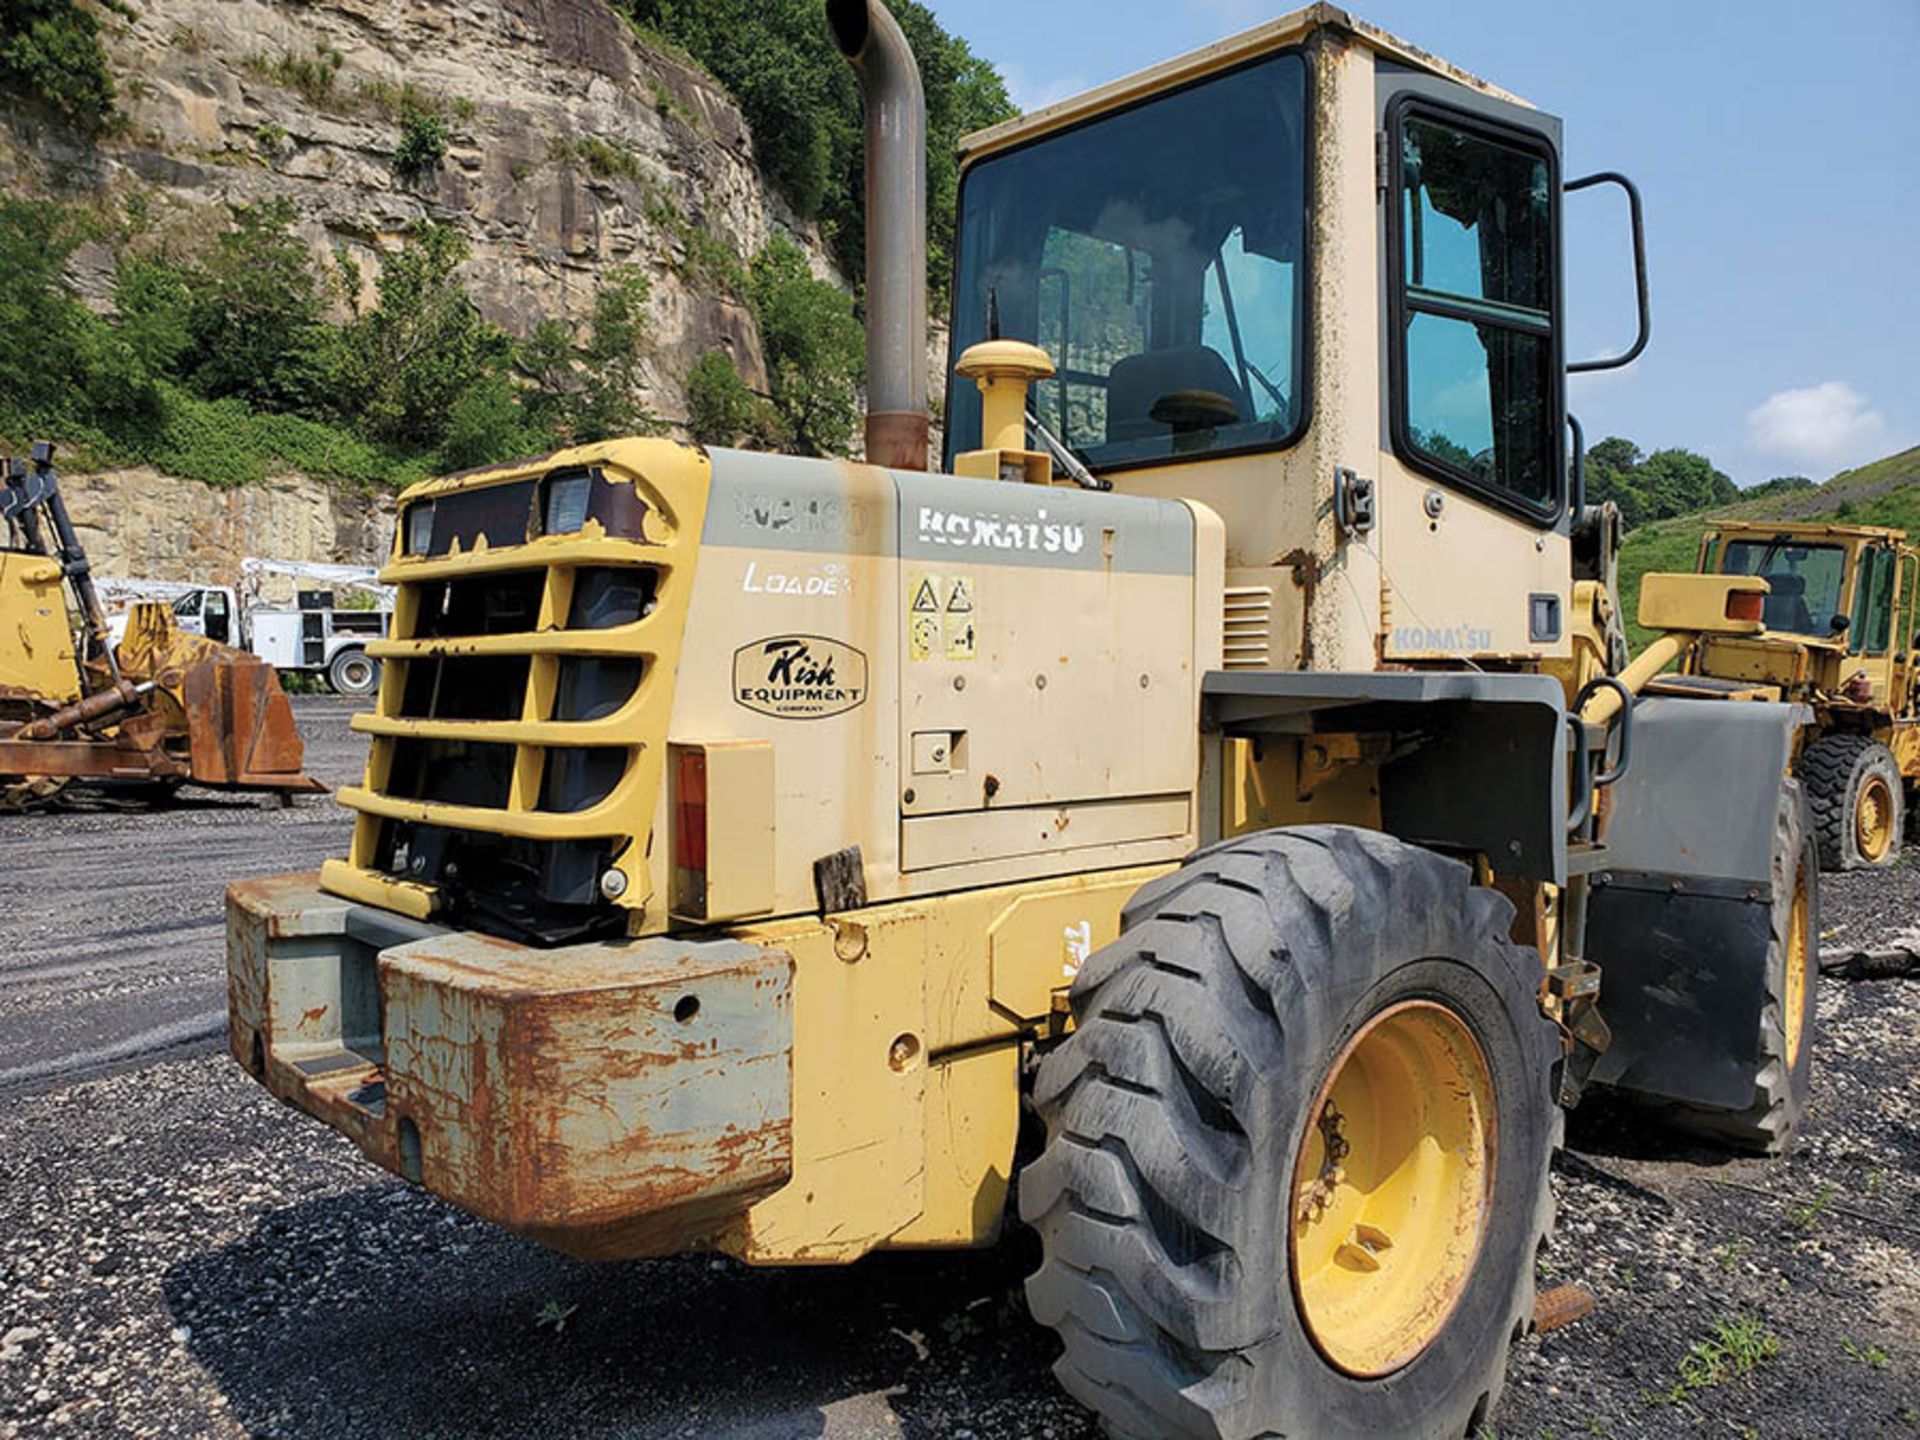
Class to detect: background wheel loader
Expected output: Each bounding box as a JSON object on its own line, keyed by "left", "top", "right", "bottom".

{"left": 1668, "top": 518, "right": 1920, "bottom": 868}
{"left": 0, "top": 443, "right": 322, "bottom": 808}
{"left": 223, "top": 5, "right": 1817, "bottom": 1437}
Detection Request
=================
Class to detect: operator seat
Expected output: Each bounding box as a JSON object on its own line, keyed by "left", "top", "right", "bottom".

{"left": 1106, "top": 345, "right": 1248, "bottom": 444}
{"left": 1762, "top": 573, "right": 1816, "bottom": 634}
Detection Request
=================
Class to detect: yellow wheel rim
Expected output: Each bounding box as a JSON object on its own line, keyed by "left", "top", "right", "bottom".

{"left": 1289, "top": 999, "right": 1496, "bottom": 1377}
{"left": 1855, "top": 775, "right": 1894, "bottom": 863}
{"left": 1783, "top": 869, "right": 1810, "bottom": 1068}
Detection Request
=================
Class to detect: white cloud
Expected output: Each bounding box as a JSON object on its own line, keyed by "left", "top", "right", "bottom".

{"left": 997, "top": 63, "right": 1088, "bottom": 114}
{"left": 1744, "top": 381, "right": 1888, "bottom": 472}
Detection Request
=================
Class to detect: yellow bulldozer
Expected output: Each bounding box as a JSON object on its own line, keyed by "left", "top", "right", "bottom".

{"left": 225, "top": 6, "right": 1818, "bottom": 1435}
{"left": 1667, "top": 518, "right": 1919, "bottom": 868}
{"left": 0, "top": 443, "right": 322, "bottom": 806}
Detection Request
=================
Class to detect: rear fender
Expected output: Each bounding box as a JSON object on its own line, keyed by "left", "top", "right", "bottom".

{"left": 1585, "top": 697, "right": 1808, "bottom": 1109}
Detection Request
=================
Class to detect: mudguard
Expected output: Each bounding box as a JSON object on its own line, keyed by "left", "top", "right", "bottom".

{"left": 1584, "top": 696, "right": 1808, "bottom": 1109}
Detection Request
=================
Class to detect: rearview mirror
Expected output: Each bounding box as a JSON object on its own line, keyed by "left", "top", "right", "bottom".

{"left": 1566, "top": 171, "right": 1649, "bottom": 373}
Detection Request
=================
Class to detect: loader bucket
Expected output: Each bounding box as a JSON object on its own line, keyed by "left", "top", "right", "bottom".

{"left": 181, "top": 652, "right": 326, "bottom": 793}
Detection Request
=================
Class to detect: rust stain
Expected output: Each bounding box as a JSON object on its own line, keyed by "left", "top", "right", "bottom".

{"left": 1279, "top": 548, "right": 1317, "bottom": 670}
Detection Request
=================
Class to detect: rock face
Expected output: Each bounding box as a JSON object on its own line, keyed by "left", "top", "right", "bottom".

{"left": 1, "top": 0, "right": 965, "bottom": 582}
{"left": 0, "top": 0, "right": 848, "bottom": 429}
{"left": 62, "top": 468, "right": 393, "bottom": 586}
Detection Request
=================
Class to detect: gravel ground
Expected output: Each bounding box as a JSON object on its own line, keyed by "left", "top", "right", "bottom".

{"left": 1, "top": 696, "right": 1915, "bottom": 1439}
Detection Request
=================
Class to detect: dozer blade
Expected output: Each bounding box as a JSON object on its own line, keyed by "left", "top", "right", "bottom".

{"left": 181, "top": 653, "right": 327, "bottom": 794}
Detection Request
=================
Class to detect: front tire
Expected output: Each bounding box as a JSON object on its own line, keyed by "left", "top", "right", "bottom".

{"left": 1022, "top": 827, "right": 1562, "bottom": 1440}
{"left": 1802, "top": 733, "right": 1901, "bottom": 870}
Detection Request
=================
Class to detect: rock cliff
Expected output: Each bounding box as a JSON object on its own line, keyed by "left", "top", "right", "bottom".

{"left": 2, "top": 0, "right": 906, "bottom": 581}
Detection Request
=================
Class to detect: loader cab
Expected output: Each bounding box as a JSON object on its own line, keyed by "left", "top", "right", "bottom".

{"left": 947, "top": 8, "right": 1601, "bottom": 672}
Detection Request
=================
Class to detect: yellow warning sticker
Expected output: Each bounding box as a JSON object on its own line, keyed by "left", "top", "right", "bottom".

{"left": 944, "top": 574, "right": 976, "bottom": 659}
{"left": 909, "top": 572, "right": 939, "bottom": 660}
{"left": 909, "top": 571, "right": 977, "bottom": 660}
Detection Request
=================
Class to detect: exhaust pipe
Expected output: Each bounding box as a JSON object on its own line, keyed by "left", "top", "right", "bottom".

{"left": 827, "top": 0, "right": 929, "bottom": 471}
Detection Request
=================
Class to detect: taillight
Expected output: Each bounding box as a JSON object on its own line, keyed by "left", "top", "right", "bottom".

{"left": 674, "top": 748, "right": 708, "bottom": 875}
{"left": 1726, "top": 590, "right": 1765, "bottom": 623}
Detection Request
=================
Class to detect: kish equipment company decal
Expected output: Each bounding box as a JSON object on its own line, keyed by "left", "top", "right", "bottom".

{"left": 734, "top": 635, "right": 869, "bottom": 719}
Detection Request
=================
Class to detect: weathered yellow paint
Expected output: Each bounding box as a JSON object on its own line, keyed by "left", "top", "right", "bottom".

{"left": 0, "top": 551, "right": 81, "bottom": 705}
{"left": 717, "top": 864, "right": 1172, "bottom": 1262}
{"left": 669, "top": 739, "right": 776, "bottom": 922}
{"left": 1223, "top": 735, "right": 1382, "bottom": 837}
{"left": 1637, "top": 572, "right": 1767, "bottom": 635}
{"left": 1291, "top": 999, "right": 1495, "bottom": 1376}
{"left": 329, "top": 437, "right": 714, "bottom": 923}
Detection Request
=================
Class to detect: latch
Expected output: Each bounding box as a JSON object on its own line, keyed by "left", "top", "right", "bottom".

{"left": 1334, "top": 467, "right": 1375, "bottom": 538}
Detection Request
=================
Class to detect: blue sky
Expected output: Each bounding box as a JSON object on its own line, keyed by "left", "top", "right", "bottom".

{"left": 925, "top": 0, "right": 1920, "bottom": 486}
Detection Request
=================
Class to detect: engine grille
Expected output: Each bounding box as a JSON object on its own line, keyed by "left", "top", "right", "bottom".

{"left": 322, "top": 441, "right": 712, "bottom": 945}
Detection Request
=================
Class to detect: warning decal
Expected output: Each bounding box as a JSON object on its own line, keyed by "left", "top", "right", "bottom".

{"left": 908, "top": 571, "right": 977, "bottom": 660}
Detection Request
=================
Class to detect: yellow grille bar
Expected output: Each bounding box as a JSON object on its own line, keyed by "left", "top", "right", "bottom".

{"left": 379, "top": 536, "right": 661, "bottom": 585}
{"left": 350, "top": 714, "right": 644, "bottom": 745}
{"left": 368, "top": 628, "right": 659, "bottom": 661}
{"left": 323, "top": 437, "right": 716, "bottom": 921}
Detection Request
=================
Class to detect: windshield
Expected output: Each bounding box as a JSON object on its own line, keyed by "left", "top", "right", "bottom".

{"left": 947, "top": 52, "right": 1309, "bottom": 473}
{"left": 1721, "top": 538, "right": 1846, "bottom": 636}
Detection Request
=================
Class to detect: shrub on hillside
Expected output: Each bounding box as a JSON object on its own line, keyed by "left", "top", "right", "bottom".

{"left": 0, "top": 0, "right": 130, "bottom": 134}
{"left": 750, "top": 235, "right": 862, "bottom": 457}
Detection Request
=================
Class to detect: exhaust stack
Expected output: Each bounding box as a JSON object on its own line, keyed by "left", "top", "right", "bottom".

{"left": 827, "top": 0, "right": 929, "bottom": 471}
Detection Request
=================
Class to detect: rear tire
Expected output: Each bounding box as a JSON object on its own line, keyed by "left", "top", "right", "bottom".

{"left": 1022, "top": 827, "right": 1562, "bottom": 1440}
{"left": 1801, "top": 733, "right": 1901, "bottom": 870}
{"left": 1661, "top": 780, "right": 1817, "bottom": 1155}
{"left": 327, "top": 647, "right": 380, "bottom": 698}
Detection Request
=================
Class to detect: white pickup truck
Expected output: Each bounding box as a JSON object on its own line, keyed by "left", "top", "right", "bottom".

{"left": 102, "top": 560, "right": 393, "bottom": 697}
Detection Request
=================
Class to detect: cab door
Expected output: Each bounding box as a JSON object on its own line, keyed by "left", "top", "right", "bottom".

{"left": 1374, "top": 71, "right": 1572, "bottom": 664}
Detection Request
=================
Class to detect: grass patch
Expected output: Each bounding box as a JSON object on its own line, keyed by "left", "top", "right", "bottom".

{"left": 1843, "top": 1337, "right": 1891, "bottom": 1369}
{"left": 548, "top": 135, "right": 647, "bottom": 183}
{"left": 1647, "top": 1315, "right": 1781, "bottom": 1406}
{"left": 244, "top": 45, "right": 343, "bottom": 104}
{"left": 1789, "top": 1183, "right": 1836, "bottom": 1232}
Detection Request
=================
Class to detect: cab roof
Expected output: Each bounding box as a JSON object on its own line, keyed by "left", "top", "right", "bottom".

{"left": 1710, "top": 519, "right": 1909, "bottom": 544}
{"left": 958, "top": 3, "right": 1526, "bottom": 163}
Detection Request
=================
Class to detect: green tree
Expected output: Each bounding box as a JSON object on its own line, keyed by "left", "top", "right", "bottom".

{"left": 685, "top": 348, "right": 777, "bottom": 447}
{"left": 512, "top": 266, "right": 655, "bottom": 445}
{"left": 330, "top": 225, "right": 512, "bottom": 447}
{"left": 393, "top": 103, "right": 449, "bottom": 184}
{"left": 571, "top": 263, "right": 653, "bottom": 441}
{"left": 1637, "top": 447, "right": 1736, "bottom": 519}
{"left": 0, "top": 197, "right": 92, "bottom": 422}
{"left": 621, "top": 0, "right": 1013, "bottom": 303}
{"left": 185, "top": 200, "right": 329, "bottom": 411}
{"left": 750, "top": 234, "right": 863, "bottom": 456}
{"left": 0, "top": 0, "right": 131, "bottom": 134}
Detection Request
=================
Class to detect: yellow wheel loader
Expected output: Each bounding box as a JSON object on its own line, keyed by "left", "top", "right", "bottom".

{"left": 0, "top": 443, "right": 322, "bottom": 805}
{"left": 1671, "top": 519, "right": 1920, "bottom": 868}
{"left": 225, "top": 6, "right": 1816, "bottom": 1436}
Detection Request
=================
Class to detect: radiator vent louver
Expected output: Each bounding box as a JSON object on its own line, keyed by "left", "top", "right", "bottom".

{"left": 1223, "top": 586, "right": 1275, "bottom": 670}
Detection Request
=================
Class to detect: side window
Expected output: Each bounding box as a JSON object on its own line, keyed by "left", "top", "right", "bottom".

{"left": 1853, "top": 547, "right": 1897, "bottom": 654}
{"left": 1393, "top": 107, "right": 1559, "bottom": 519}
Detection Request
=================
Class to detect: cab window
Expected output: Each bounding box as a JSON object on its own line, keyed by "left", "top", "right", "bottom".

{"left": 1852, "top": 546, "right": 1897, "bottom": 654}
{"left": 949, "top": 52, "right": 1309, "bottom": 472}
{"left": 1392, "top": 106, "right": 1559, "bottom": 519}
